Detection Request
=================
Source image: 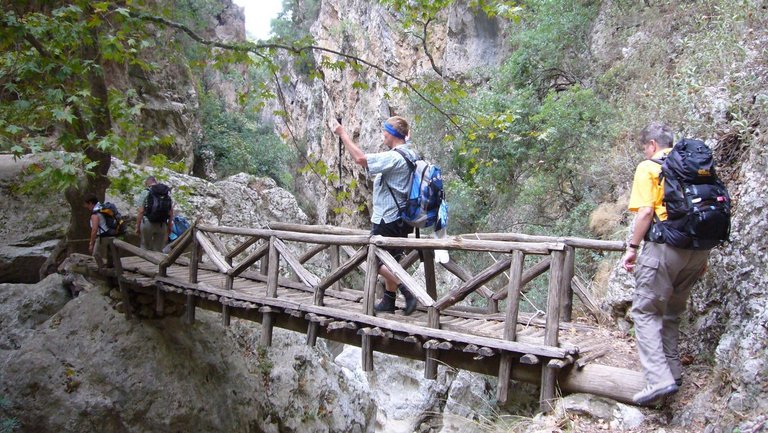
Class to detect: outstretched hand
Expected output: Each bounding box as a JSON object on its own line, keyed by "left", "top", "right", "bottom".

{"left": 328, "top": 117, "right": 343, "bottom": 135}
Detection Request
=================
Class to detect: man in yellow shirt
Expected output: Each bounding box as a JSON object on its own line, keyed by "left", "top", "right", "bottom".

{"left": 621, "top": 123, "right": 710, "bottom": 405}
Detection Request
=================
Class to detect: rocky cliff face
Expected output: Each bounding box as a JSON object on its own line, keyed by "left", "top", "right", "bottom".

{"left": 591, "top": 1, "right": 768, "bottom": 430}
{"left": 272, "top": 0, "right": 767, "bottom": 429}
{"left": 0, "top": 274, "right": 375, "bottom": 432}
{"left": 114, "top": 0, "right": 247, "bottom": 174}
{"left": 266, "top": 0, "right": 511, "bottom": 226}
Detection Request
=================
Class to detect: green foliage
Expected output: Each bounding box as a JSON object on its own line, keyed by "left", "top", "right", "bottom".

{"left": 1, "top": 4, "right": 142, "bottom": 147}
{"left": 299, "top": 156, "right": 366, "bottom": 216}
{"left": 503, "top": 0, "right": 598, "bottom": 92}
{"left": 0, "top": 1, "right": 181, "bottom": 197}
{"left": 198, "top": 92, "right": 295, "bottom": 186}
{"left": 271, "top": 0, "right": 321, "bottom": 42}
{"left": 147, "top": 154, "right": 186, "bottom": 174}
{"left": 14, "top": 152, "right": 98, "bottom": 194}
{"left": 403, "top": 0, "right": 613, "bottom": 237}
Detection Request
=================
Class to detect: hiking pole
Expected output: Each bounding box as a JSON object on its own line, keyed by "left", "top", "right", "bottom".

{"left": 337, "top": 116, "right": 343, "bottom": 192}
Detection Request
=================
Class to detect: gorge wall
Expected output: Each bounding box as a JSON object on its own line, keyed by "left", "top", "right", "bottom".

{"left": 268, "top": 0, "right": 768, "bottom": 430}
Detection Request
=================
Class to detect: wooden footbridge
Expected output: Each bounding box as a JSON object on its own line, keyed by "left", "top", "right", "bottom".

{"left": 108, "top": 221, "right": 645, "bottom": 410}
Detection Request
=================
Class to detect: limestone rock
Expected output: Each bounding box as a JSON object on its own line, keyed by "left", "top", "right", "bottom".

{"left": 335, "top": 346, "right": 505, "bottom": 433}
{"left": 0, "top": 276, "right": 375, "bottom": 433}
{"left": 266, "top": 0, "right": 512, "bottom": 227}
{"left": 335, "top": 346, "right": 452, "bottom": 432}
{"left": 0, "top": 274, "right": 71, "bottom": 351}
{"left": 0, "top": 155, "right": 68, "bottom": 283}
{"left": 439, "top": 371, "right": 497, "bottom": 433}
{"left": 556, "top": 393, "right": 644, "bottom": 430}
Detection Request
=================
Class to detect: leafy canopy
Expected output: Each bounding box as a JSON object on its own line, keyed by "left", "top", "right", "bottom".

{"left": 0, "top": 2, "right": 165, "bottom": 187}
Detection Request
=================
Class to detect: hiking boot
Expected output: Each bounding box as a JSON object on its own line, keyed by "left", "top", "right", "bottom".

{"left": 675, "top": 377, "right": 683, "bottom": 387}
{"left": 633, "top": 381, "right": 679, "bottom": 406}
{"left": 374, "top": 291, "right": 397, "bottom": 313}
{"left": 399, "top": 285, "right": 417, "bottom": 316}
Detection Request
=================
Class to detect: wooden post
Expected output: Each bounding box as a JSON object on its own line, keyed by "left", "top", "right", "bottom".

{"left": 265, "top": 236, "right": 280, "bottom": 298}
{"left": 488, "top": 300, "right": 499, "bottom": 314}
{"left": 423, "top": 249, "right": 437, "bottom": 300}
{"left": 222, "top": 303, "right": 230, "bottom": 327}
{"left": 544, "top": 250, "right": 565, "bottom": 347}
{"left": 540, "top": 362, "right": 559, "bottom": 413}
{"left": 259, "top": 253, "right": 268, "bottom": 276}
{"left": 497, "top": 250, "right": 525, "bottom": 404}
{"left": 260, "top": 313, "right": 274, "bottom": 346}
{"left": 185, "top": 292, "right": 196, "bottom": 325}
{"left": 330, "top": 244, "right": 341, "bottom": 291}
{"left": 306, "top": 322, "right": 319, "bottom": 347}
{"left": 260, "top": 236, "right": 279, "bottom": 347}
{"left": 155, "top": 285, "right": 164, "bottom": 316}
{"left": 560, "top": 246, "right": 576, "bottom": 322}
{"left": 424, "top": 306, "right": 440, "bottom": 379}
{"left": 110, "top": 241, "right": 131, "bottom": 319}
{"left": 189, "top": 227, "right": 199, "bottom": 284}
{"left": 362, "top": 334, "right": 374, "bottom": 372}
{"left": 540, "top": 249, "right": 565, "bottom": 412}
{"left": 504, "top": 251, "right": 525, "bottom": 341}
{"left": 361, "top": 245, "right": 378, "bottom": 371}
{"left": 363, "top": 245, "right": 378, "bottom": 316}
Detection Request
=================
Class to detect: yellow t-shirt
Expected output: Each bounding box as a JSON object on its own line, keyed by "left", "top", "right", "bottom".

{"left": 627, "top": 148, "right": 672, "bottom": 221}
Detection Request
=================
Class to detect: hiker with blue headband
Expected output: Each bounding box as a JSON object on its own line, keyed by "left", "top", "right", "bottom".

{"left": 330, "top": 115, "right": 419, "bottom": 315}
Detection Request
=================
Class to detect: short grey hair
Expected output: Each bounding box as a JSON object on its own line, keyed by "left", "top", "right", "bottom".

{"left": 639, "top": 122, "right": 674, "bottom": 148}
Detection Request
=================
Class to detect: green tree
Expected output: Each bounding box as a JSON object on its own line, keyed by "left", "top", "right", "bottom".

{"left": 0, "top": 0, "right": 474, "bottom": 265}
{"left": 198, "top": 91, "right": 294, "bottom": 185}
{"left": 1, "top": 1, "right": 156, "bottom": 257}
{"left": 403, "top": 0, "right": 612, "bottom": 235}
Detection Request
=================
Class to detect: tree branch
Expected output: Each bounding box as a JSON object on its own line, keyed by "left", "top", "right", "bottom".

{"left": 128, "top": 9, "right": 463, "bottom": 133}
{"left": 418, "top": 18, "right": 443, "bottom": 77}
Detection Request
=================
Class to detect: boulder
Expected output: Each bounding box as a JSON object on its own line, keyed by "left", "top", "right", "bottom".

{"left": 0, "top": 276, "right": 375, "bottom": 433}
{"left": 0, "top": 155, "right": 68, "bottom": 283}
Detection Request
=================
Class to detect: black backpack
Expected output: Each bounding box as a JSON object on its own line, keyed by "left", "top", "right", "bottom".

{"left": 144, "top": 183, "right": 173, "bottom": 223}
{"left": 96, "top": 202, "right": 127, "bottom": 237}
{"left": 646, "top": 138, "right": 731, "bottom": 250}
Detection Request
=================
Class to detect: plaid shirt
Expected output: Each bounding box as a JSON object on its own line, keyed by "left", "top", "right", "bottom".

{"left": 366, "top": 144, "right": 416, "bottom": 224}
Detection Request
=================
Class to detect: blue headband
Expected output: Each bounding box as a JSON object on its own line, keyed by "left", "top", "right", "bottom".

{"left": 383, "top": 122, "right": 406, "bottom": 139}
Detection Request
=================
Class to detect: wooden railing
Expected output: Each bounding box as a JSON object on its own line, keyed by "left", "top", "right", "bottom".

{"left": 112, "top": 220, "right": 625, "bottom": 409}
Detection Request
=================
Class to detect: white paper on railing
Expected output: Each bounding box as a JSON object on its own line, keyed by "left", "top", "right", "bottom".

{"left": 433, "top": 227, "right": 450, "bottom": 263}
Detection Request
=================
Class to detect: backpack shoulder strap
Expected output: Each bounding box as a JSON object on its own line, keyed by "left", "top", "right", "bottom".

{"left": 392, "top": 147, "right": 416, "bottom": 171}
{"left": 649, "top": 156, "right": 668, "bottom": 185}
{"left": 387, "top": 148, "right": 415, "bottom": 214}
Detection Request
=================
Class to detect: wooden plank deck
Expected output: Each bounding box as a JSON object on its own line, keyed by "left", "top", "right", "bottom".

{"left": 114, "top": 238, "right": 646, "bottom": 406}
{"left": 120, "top": 255, "right": 599, "bottom": 358}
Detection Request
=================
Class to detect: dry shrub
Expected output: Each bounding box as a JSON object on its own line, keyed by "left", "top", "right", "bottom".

{"left": 588, "top": 193, "right": 629, "bottom": 238}
{"left": 591, "top": 257, "right": 617, "bottom": 300}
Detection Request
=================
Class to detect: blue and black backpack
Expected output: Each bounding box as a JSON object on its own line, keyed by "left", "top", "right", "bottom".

{"left": 169, "top": 215, "right": 190, "bottom": 241}
{"left": 388, "top": 148, "right": 446, "bottom": 230}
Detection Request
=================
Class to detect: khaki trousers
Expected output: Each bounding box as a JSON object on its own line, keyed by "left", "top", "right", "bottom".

{"left": 140, "top": 217, "right": 168, "bottom": 252}
{"left": 93, "top": 236, "right": 115, "bottom": 268}
{"left": 631, "top": 241, "right": 709, "bottom": 386}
